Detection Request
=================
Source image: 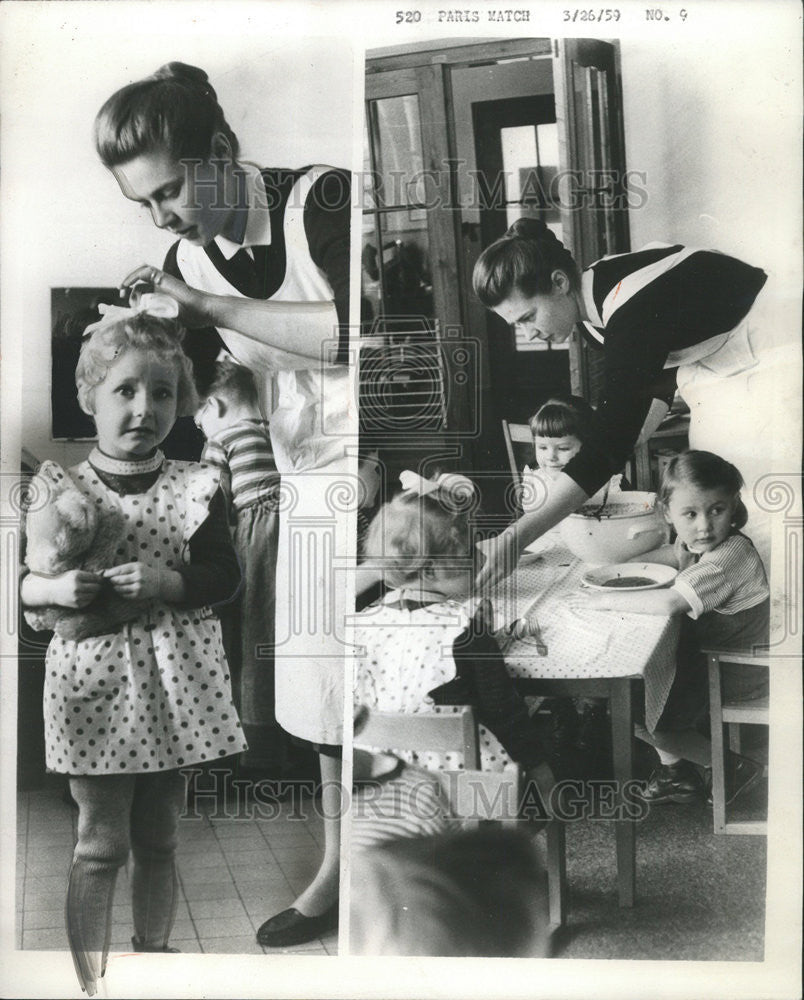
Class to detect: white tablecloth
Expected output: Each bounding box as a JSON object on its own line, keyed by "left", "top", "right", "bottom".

{"left": 490, "top": 545, "right": 680, "bottom": 732}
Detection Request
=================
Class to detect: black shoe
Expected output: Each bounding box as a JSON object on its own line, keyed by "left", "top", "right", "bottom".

{"left": 131, "top": 937, "right": 181, "bottom": 953}
{"left": 637, "top": 760, "right": 704, "bottom": 804}
{"left": 256, "top": 903, "right": 338, "bottom": 947}
{"left": 706, "top": 754, "right": 764, "bottom": 807}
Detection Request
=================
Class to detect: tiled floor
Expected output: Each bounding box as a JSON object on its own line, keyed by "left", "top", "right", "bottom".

{"left": 16, "top": 783, "right": 338, "bottom": 957}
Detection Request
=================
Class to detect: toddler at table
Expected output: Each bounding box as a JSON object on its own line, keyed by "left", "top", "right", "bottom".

{"left": 582, "top": 450, "right": 768, "bottom": 805}
{"left": 194, "top": 358, "right": 284, "bottom": 776}
{"left": 20, "top": 299, "right": 245, "bottom": 995}
{"left": 353, "top": 470, "right": 555, "bottom": 796}
{"left": 522, "top": 396, "right": 627, "bottom": 771}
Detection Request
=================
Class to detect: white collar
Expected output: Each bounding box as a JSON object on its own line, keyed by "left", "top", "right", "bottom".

{"left": 580, "top": 268, "right": 604, "bottom": 328}
{"left": 89, "top": 447, "right": 164, "bottom": 476}
{"left": 381, "top": 588, "right": 475, "bottom": 611}
{"left": 213, "top": 162, "right": 272, "bottom": 260}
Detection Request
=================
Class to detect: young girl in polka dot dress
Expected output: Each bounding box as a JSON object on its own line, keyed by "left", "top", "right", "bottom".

{"left": 353, "top": 471, "right": 554, "bottom": 798}
{"left": 21, "top": 297, "right": 245, "bottom": 995}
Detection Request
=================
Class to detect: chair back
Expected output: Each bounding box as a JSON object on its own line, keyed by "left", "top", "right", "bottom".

{"left": 501, "top": 420, "right": 534, "bottom": 489}
{"left": 439, "top": 767, "right": 521, "bottom": 828}
{"left": 357, "top": 707, "right": 481, "bottom": 769}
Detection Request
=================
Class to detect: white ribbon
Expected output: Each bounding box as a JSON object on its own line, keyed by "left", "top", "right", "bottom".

{"left": 83, "top": 292, "right": 180, "bottom": 338}
{"left": 399, "top": 470, "right": 476, "bottom": 501}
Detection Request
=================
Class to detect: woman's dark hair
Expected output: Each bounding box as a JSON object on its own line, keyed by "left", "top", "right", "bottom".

{"left": 529, "top": 395, "right": 595, "bottom": 443}
{"left": 95, "top": 62, "right": 239, "bottom": 167}
{"left": 472, "top": 218, "right": 580, "bottom": 307}
{"left": 659, "top": 450, "right": 749, "bottom": 529}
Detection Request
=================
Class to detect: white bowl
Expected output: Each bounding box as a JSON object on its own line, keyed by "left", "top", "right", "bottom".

{"left": 560, "top": 492, "right": 668, "bottom": 565}
{"left": 581, "top": 562, "right": 677, "bottom": 591}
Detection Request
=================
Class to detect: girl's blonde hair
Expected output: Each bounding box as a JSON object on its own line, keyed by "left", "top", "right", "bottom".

{"left": 351, "top": 828, "right": 548, "bottom": 957}
{"left": 363, "top": 478, "right": 476, "bottom": 589}
{"left": 659, "top": 450, "right": 749, "bottom": 529}
{"left": 76, "top": 314, "right": 198, "bottom": 417}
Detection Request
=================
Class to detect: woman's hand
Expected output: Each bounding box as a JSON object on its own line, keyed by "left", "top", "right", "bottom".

{"left": 475, "top": 529, "right": 521, "bottom": 592}
{"left": 43, "top": 570, "right": 103, "bottom": 609}
{"left": 122, "top": 266, "right": 216, "bottom": 328}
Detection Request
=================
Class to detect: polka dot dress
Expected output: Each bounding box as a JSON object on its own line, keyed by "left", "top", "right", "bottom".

{"left": 40, "top": 460, "right": 247, "bottom": 775}
{"left": 353, "top": 596, "right": 510, "bottom": 773}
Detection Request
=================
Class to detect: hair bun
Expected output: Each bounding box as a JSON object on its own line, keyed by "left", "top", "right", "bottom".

{"left": 505, "top": 217, "right": 554, "bottom": 243}
{"left": 154, "top": 62, "right": 215, "bottom": 99}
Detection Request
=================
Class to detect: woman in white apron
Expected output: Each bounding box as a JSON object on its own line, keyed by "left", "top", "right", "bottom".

{"left": 473, "top": 218, "right": 798, "bottom": 620}
{"left": 95, "top": 62, "right": 353, "bottom": 946}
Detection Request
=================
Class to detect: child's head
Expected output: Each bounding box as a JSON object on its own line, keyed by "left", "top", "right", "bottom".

{"left": 529, "top": 395, "right": 594, "bottom": 478}
{"left": 363, "top": 473, "right": 476, "bottom": 597}
{"left": 350, "top": 827, "right": 549, "bottom": 957}
{"left": 76, "top": 312, "right": 196, "bottom": 460}
{"left": 659, "top": 450, "right": 747, "bottom": 554}
{"left": 194, "top": 358, "right": 260, "bottom": 438}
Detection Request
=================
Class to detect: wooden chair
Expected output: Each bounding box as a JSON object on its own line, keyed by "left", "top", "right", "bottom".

{"left": 501, "top": 420, "right": 534, "bottom": 489}
{"left": 355, "top": 707, "right": 567, "bottom": 934}
{"left": 357, "top": 706, "right": 480, "bottom": 769}
{"left": 705, "top": 648, "right": 770, "bottom": 836}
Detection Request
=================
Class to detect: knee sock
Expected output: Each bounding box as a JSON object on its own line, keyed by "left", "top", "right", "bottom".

{"left": 66, "top": 856, "right": 120, "bottom": 995}
{"left": 130, "top": 771, "right": 185, "bottom": 948}
{"left": 67, "top": 775, "right": 134, "bottom": 994}
{"left": 131, "top": 853, "right": 179, "bottom": 948}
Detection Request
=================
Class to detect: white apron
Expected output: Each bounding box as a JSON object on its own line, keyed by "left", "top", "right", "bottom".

{"left": 177, "top": 165, "right": 355, "bottom": 744}
{"left": 674, "top": 282, "right": 801, "bottom": 631}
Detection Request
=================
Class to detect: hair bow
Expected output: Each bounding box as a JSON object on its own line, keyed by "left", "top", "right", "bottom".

{"left": 82, "top": 292, "right": 180, "bottom": 339}
{"left": 399, "top": 470, "right": 476, "bottom": 500}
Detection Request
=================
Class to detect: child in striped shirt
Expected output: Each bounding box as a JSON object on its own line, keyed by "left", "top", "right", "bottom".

{"left": 195, "top": 358, "right": 283, "bottom": 775}
{"left": 582, "top": 451, "right": 769, "bottom": 805}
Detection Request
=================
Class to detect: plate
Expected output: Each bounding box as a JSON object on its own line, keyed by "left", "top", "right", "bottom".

{"left": 581, "top": 562, "right": 677, "bottom": 592}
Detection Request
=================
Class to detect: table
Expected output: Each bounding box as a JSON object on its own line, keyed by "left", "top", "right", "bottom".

{"left": 490, "top": 543, "right": 681, "bottom": 907}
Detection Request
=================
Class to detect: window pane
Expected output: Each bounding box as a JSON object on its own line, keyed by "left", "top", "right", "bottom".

{"left": 500, "top": 123, "right": 562, "bottom": 237}
{"left": 361, "top": 210, "right": 434, "bottom": 334}
{"left": 368, "top": 95, "right": 425, "bottom": 208}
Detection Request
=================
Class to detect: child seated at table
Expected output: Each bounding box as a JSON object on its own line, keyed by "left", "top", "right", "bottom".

{"left": 582, "top": 450, "right": 768, "bottom": 805}
{"left": 353, "top": 470, "right": 556, "bottom": 795}
{"left": 523, "top": 396, "right": 626, "bottom": 772}
{"left": 521, "top": 395, "right": 625, "bottom": 530}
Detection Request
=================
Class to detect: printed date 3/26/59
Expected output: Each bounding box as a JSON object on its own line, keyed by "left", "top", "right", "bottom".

{"left": 563, "top": 8, "right": 621, "bottom": 20}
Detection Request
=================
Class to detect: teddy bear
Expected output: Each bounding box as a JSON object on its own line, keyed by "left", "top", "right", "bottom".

{"left": 24, "top": 470, "right": 148, "bottom": 641}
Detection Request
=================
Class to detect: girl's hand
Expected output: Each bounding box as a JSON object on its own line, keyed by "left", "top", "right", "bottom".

{"left": 121, "top": 266, "right": 216, "bottom": 328}
{"left": 102, "top": 562, "right": 163, "bottom": 600}
{"left": 573, "top": 590, "right": 615, "bottom": 612}
{"left": 48, "top": 570, "right": 102, "bottom": 608}
{"left": 475, "top": 530, "right": 521, "bottom": 592}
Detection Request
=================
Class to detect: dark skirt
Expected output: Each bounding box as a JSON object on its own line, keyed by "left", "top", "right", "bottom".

{"left": 220, "top": 499, "right": 284, "bottom": 771}
{"left": 657, "top": 598, "right": 770, "bottom": 731}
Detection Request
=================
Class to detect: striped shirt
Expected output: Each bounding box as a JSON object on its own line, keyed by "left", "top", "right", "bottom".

{"left": 672, "top": 533, "right": 769, "bottom": 620}
{"left": 563, "top": 244, "right": 767, "bottom": 496}
{"left": 352, "top": 760, "right": 456, "bottom": 852}
{"left": 201, "top": 419, "right": 280, "bottom": 512}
